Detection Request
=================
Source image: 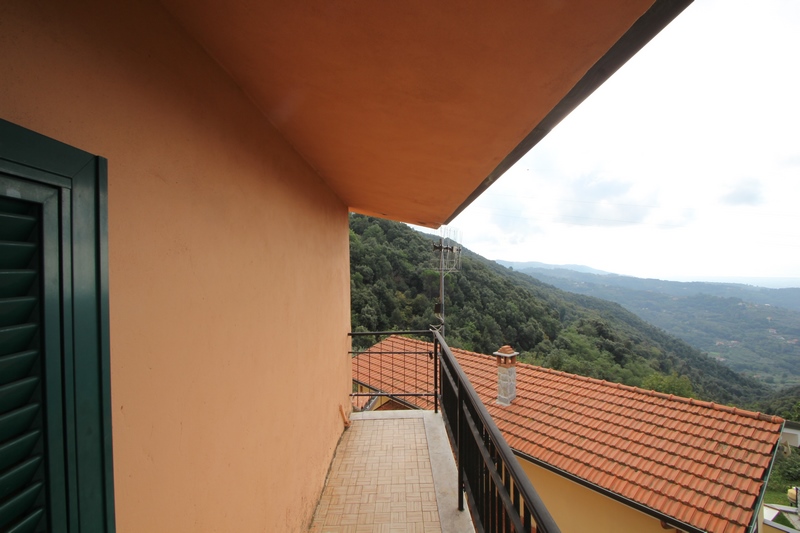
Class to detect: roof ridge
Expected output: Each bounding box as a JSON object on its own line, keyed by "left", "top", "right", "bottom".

{"left": 380, "top": 335, "right": 784, "bottom": 424}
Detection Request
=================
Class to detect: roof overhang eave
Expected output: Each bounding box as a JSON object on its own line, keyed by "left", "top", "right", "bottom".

{"left": 747, "top": 420, "right": 787, "bottom": 533}
{"left": 513, "top": 448, "right": 707, "bottom": 533}
{"left": 444, "top": 0, "right": 693, "bottom": 226}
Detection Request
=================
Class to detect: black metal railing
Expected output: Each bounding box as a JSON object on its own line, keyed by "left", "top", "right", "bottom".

{"left": 434, "top": 330, "right": 560, "bottom": 533}
{"left": 349, "top": 328, "right": 559, "bottom": 532}
{"left": 349, "top": 330, "right": 438, "bottom": 413}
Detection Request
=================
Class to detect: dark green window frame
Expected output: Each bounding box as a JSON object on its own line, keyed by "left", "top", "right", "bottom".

{"left": 0, "top": 118, "right": 114, "bottom": 532}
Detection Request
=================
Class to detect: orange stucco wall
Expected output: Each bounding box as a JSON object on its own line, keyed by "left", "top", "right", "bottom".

{"left": 0, "top": 1, "right": 351, "bottom": 531}
{"left": 518, "top": 458, "right": 669, "bottom": 533}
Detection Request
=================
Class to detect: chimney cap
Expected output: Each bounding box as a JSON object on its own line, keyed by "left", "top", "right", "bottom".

{"left": 494, "top": 345, "right": 519, "bottom": 357}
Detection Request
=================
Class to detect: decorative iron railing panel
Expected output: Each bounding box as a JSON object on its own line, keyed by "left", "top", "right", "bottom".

{"left": 349, "top": 330, "right": 438, "bottom": 413}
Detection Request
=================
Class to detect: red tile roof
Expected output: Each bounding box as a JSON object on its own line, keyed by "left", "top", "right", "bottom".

{"left": 352, "top": 335, "right": 784, "bottom": 533}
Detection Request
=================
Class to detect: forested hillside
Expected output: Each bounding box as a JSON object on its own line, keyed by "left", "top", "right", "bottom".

{"left": 350, "top": 214, "right": 767, "bottom": 406}
{"left": 754, "top": 385, "right": 800, "bottom": 420}
{"left": 510, "top": 267, "right": 800, "bottom": 386}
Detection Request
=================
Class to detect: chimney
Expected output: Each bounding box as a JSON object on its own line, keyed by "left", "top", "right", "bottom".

{"left": 494, "top": 345, "right": 518, "bottom": 406}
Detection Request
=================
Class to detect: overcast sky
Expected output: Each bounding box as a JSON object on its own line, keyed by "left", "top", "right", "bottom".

{"left": 439, "top": 0, "right": 799, "bottom": 287}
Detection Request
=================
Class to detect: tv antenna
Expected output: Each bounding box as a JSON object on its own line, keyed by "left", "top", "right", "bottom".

{"left": 432, "top": 226, "right": 462, "bottom": 337}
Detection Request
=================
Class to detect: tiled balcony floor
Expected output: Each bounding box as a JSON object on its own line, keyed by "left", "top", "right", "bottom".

{"left": 309, "top": 410, "right": 473, "bottom": 533}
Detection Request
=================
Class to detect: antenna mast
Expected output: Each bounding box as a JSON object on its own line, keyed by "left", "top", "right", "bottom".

{"left": 432, "top": 226, "right": 462, "bottom": 338}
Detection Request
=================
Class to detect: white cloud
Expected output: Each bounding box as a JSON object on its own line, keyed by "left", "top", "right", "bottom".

{"left": 720, "top": 179, "right": 763, "bottom": 206}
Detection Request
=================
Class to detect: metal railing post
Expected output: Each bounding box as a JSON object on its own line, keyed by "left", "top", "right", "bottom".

{"left": 457, "top": 375, "right": 464, "bottom": 512}
{"left": 433, "top": 332, "right": 439, "bottom": 414}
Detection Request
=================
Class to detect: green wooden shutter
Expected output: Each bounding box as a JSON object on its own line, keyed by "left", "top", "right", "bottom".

{"left": 0, "top": 196, "right": 47, "bottom": 532}
{"left": 0, "top": 118, "right": 114, "bottom": 532}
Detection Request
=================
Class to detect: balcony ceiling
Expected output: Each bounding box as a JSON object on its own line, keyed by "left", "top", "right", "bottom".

{"left": 160, "top": 0, "right": 690, "bottom": 228}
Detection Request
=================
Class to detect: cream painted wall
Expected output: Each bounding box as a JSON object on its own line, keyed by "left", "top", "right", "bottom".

{"left": 518, "top": 458, "right": 669, "bottom": 533}
{"left": 0, "top": 1, "right": 351, "bottom": 531}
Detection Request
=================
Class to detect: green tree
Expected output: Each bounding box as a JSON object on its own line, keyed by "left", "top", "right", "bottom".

{"left": 641, "top": 372, "right": 695, "bottom": 398}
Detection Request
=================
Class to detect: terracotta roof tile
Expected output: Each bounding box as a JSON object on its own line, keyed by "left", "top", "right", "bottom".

{"left": 353, "top": 336, "right": 784, "bottom": 533}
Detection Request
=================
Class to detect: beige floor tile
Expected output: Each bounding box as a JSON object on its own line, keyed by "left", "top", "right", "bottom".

{"left": 310, "top": 417, "right": 440, "bottom": 531}
{"left": 309, "top": 412, "right": 472, "bottom": 533}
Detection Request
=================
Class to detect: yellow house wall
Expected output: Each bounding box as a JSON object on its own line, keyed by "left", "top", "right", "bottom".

{"left": 0, "top": 1, "right": 351, "bottom": 531}
{"left": 353, "top": 384, "right": 393, "bottom": 410}
{"left": 518, "top": 457, "right": 669, "bottom": 533}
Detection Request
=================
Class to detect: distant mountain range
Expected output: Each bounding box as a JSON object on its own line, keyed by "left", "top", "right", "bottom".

{"left": 496, "top": 261, "right": 800, "bottom": 311}
{"left": 673, "top": 277, "right": 800, "bottom": 290}
{"left": 497, "top": 261, "right": 800, "bottom": 386}
{"left": 494, "top": 260, "right": 610, "bottom": 276}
